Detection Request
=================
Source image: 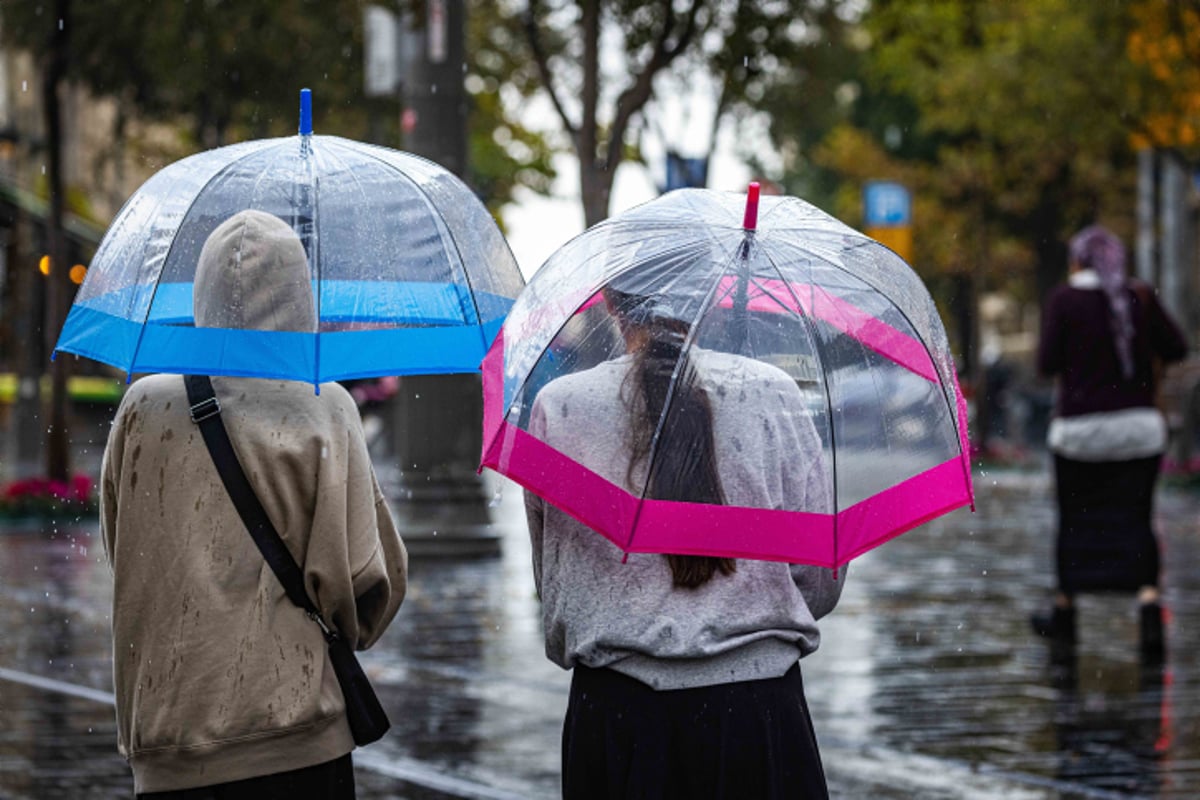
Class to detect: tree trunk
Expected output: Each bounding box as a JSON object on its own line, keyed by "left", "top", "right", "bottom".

{"left": 43, "top": 0, "right": 71, "bottom": 482}
{"left": 580, "top": 161, "right": 613, "bottom": 228}
{"left": 8, "top": 210, "right": 44, "bottom": 480}
{"left": 576, "top": 0, "right": 607, "bottom": 226}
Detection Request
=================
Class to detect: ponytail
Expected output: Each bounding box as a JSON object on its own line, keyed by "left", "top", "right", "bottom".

{"left": 625, "top": 318, "right": 735, "bottom": 589}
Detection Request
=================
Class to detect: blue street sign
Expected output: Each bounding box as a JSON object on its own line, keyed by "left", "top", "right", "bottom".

{"left": 864, "top": 181, "right": 911, "bottom": 227}
{"left": 663, "top": 151, "right": 709, "bottom": 193}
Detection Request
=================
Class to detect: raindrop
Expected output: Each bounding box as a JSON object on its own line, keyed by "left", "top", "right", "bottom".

{"left": 743, "top": 56, "right": 748, "bottom": 67}
{"left": 488, "top": 483, "right": 504, "bottom": 508}
{"left": 981, "top": 569, "right": 987, "bottom": 576}
{"left": 58, "top": 18, "right": 63, "bottom": 30}
{"left": 41, "top": 166, "right": 46, "bottom": 175}
{"left": 21, "top": 80, "right": 27, "bottom": 92}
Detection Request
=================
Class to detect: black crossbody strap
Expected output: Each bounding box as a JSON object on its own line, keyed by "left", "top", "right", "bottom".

{"left": 183, "top": 374, "right": 326, "bottom": 628}
{"left": 183, "top": 374, "right": 391, "bottom": 746}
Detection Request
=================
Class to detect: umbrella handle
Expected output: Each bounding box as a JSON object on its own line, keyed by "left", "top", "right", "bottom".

{"left": 742, "top": 181, "right": 760, "bottom": 231}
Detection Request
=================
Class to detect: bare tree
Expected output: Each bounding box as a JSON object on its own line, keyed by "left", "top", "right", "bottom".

{"left": 524, "top": 0, "right": 701, "bottom": 226}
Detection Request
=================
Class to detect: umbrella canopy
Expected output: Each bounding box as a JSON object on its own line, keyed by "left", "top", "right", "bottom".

{"left": 55, "top": 90, "right": 523, "bottom": 385}
{"left": 481, "top": 185, "right": 973, "bottom": 569}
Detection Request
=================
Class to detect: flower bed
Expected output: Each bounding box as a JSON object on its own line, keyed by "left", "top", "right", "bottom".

{"left": 0, "top": 474, "right": 98, "bottom": 521}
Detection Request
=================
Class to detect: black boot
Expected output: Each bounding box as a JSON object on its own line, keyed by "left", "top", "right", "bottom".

{"left": 1031, "top": 605, "right": 1076, "bottom": 643}
{"left": 1140, "top": 602, "right": 1166, "bottom": 662}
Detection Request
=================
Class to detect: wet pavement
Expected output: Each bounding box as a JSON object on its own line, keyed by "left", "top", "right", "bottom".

{"left": 2, "top": 458, "right": 1200, "bottom": 799}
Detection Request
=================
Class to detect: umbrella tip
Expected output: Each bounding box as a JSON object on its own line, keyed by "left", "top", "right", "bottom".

{"left": 299, "top": 88, "right": 313, "bottom": 136}
{"left": 743, "top": 181, "right": 761, "bottom": 231}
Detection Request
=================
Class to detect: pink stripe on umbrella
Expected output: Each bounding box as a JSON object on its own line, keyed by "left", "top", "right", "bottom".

{"left": 834, "top": 457, "right": 973, "bottom": 562}
{"left": 717, "top": 277, "right": 939, "bottom": 383}
{"left": 479, "top": 328, "right": 506, "bottom": 469}
{"left": 482, "top": 421, "right": 641, "bottom": 551}
{"left": 483, "top": 414, "right": 972, "bottom": 568}
{"left": 634, "top": 499, "right": 837, "bottom": 566}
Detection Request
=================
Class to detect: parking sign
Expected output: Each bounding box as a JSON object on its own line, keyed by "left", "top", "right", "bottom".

{"left": 864, "top": 181, "right": 911, "bottom": 227}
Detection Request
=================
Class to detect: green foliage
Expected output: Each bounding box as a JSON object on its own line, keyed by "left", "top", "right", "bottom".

{"left": 767, "top": 0, "right": 1163, "bottom": 302}
{"left": 2, "top": 0, "right": 367, "bottom": 145}
{"left": 0, "top": 0, "right": 557, "bottom": 213}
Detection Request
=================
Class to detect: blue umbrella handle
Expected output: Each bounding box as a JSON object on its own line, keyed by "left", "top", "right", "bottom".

{"left": 299, "top": 88, "right": 313, "bottom": 136}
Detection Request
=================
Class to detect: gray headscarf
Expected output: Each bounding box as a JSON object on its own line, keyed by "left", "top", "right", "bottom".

{"left": 1069, "top": 224, "right": 1134, "bottom": 380}
{"left": 194, "top": 209, "right": 316, "bottom": 332}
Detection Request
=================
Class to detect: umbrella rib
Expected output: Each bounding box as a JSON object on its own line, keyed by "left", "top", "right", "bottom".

{"left": 762, "top": 250, "right": 842, "bottom": 566}
{"left": 624, "top": 257, "right": 729, "bottom": 555}
{"left": 861, "top": 287, "right": 968, "bottom": 470}
{"left": 125, "top": 144, "right": 271, "bottom": 377}
{"left": 349, "top": 142, "right": 489, "bottom": 354}
{"left": 806, "top": 236, "right": 965, "bottom": 464}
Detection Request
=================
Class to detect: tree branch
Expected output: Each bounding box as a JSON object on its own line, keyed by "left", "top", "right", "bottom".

{"left": 604, "top": 0, "right": 702, "bottom": 171}
{"left": 522, "top": 1, "right": 578, "bottom": 140}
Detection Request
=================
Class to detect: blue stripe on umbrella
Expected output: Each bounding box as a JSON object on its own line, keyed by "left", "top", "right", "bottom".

{"left": 75, "top": 280, "right": 485, "bottom": 326}
{"left": 57, "top": 299, "right": 510, "bottom": 382}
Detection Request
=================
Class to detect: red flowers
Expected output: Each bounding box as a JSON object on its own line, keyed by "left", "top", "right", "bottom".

{"left": 0, "top": 474, "right": 97, "bottom": 519}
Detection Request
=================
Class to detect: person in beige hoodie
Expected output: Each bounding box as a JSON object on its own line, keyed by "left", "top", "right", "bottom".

{"left": 100, "top": 210, "right": 408, "bottom": 798}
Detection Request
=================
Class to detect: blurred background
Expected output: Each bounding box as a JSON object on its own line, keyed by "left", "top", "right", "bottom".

{"left": 3, "top": 0, "right": 1200, "bottom": 491}
{"left": 4, "top": 3, "right": 1200, "bottom": 798}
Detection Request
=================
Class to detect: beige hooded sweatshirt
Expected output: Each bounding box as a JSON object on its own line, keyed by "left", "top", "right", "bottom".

{"left": 100, "top": 210, "right": 408, "bottom": 793}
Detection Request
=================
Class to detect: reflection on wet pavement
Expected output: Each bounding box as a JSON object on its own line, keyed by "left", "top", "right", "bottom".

{"left": 1, "top": 465, "right": 1199, "bottom": 798}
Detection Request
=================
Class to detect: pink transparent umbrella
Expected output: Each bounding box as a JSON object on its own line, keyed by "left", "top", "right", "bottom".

{"left": 480, "top": 184, "right": 973, "bottom": 568}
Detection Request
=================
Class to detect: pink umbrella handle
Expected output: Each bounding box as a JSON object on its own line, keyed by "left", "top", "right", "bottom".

{"left": 743, "top": 182, "right": 761, "bottom": 230}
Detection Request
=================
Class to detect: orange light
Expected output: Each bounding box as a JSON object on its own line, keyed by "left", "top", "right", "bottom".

{"left": 38, "top": 255, "right": 50, "bottom": 275}
{"left": 69, "top": 264, "right": 87, "bottom": 285}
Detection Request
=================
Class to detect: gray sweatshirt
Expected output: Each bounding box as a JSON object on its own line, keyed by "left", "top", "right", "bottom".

{"left": 525, "top": 349, "right": 845, "bottom": 691}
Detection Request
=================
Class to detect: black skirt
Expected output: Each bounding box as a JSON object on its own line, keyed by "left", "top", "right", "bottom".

{"left": 562, "top": 663, "right": 828, "bottom": 800}
{"left": 1054, "top": 454, "right": 1162, "bottom": 594}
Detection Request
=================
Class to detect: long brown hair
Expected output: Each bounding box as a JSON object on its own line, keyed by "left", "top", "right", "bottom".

{"left": 619, "top": 307, "right": 736, "bottom": 589}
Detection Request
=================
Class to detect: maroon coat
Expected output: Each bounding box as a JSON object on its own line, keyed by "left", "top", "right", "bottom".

{"left": 1038, "top": 280, "right": 1187, "bottom": 418}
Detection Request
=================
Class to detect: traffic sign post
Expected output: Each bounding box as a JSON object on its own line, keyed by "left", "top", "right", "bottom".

{"left": 863, "top": 180, "right": 913, "bottom": 262}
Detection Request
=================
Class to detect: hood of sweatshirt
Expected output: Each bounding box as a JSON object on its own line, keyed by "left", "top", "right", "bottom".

{"left": 193, "top": 209, "right": 316, "bottom": 333}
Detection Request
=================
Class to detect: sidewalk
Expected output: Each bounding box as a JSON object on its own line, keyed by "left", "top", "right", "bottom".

{"left": 1, "top": 466, "right": 1198, "bottom": 798}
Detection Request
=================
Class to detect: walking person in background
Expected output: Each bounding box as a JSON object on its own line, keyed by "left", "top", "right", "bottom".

{"left": 101, "top": 210, "right": 408, "bottom": 798}
{"left": 525, "top": 275, "right": 845, "bottom": 800}
{"left": 1032, "top": 224, "right": 1187, "bottom": 659}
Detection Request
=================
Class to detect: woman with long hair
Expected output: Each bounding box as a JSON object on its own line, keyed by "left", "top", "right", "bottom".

{"left": 1033, "top": 224, "right": 1187, "bottom": 659}
{"left": 524, "top": 273, "right": 844, "bottom": 799}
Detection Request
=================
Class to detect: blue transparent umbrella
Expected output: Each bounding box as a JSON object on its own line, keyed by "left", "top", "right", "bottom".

{"left": 54, "top": 90, "right": 524, "bottom": 386}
